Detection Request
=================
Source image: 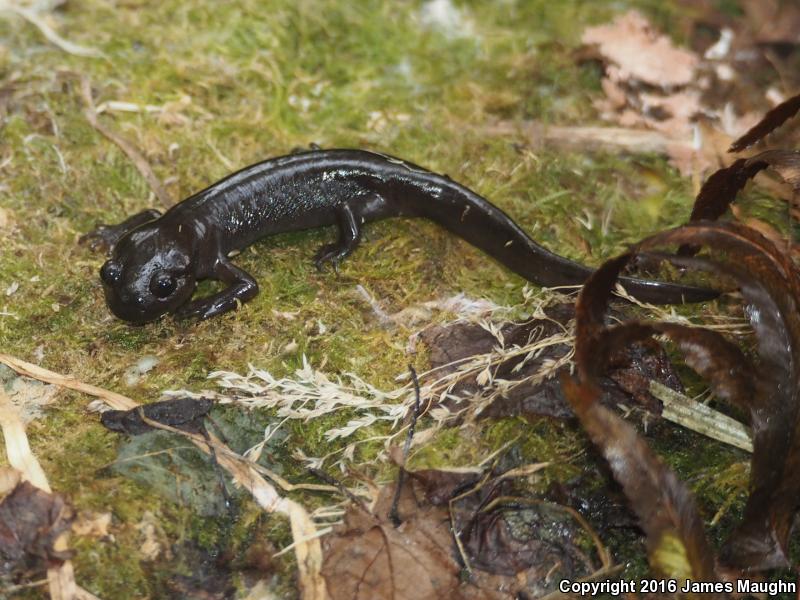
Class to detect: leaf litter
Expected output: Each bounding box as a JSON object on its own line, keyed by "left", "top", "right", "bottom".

{"left": 577, "top": 9, "right": 800, "bottom": 178}
{"left": 321, "top": 460, "right": 607, "bottom": 599}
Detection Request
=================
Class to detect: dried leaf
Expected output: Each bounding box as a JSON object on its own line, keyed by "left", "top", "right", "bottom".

{"left": 0, "top": 467, "right": 21, "bottom": 498}
{"left": 740, "top": 0, "right": 800, "bottom": 46}
{"left": 685, "top": 158, "right": 768, "bottom": 225}
{"left": 450, "top": 480, "right": 597, "bottom": 582}
{"left": 100, "top": 397, "right": 213, "bottom": 435}
{"left": 0, "top": 353, "right": 326, "bottom": 599}
{"left": 747, "top": 149, "right": 800, "bottom": 192}
{"left": 409, "top": 468, "right": 481, "bottom": 506}
{"left": 321, "top": 483, "right": 461, "bottom": 600}
{"left": 582, "top": 11, "right": 698, "bottom": 87}
{"left": 571, "top": 220, "right": 800, "bottom": 572}
{"left": 0, "top": 479, "right": 74, "bottom": 577}
{"left": 323, "top": 468, "right": 599, "bottom": 600}
{"left": 728, "top": 92, "right": 800, "bottom": 152}
{"left": 638, "top": 225, "right": 800, "bottom": 570}
{"left": 561, "top": 377, "right": 720, "bottom": 590}
{"left": 683, "top": 151, "right": 800, "bottom": 256}
{"left": 110, "top": 430, "right": 235, "bottom": 517}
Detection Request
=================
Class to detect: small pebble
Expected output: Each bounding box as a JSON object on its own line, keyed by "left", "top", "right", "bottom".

{"left": 124, "top": 355, "right": 159, "bottom": 386}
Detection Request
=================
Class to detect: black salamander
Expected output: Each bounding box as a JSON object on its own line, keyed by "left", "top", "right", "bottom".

{"left": 80, "top": 149, "right": 715, "bottom": 323}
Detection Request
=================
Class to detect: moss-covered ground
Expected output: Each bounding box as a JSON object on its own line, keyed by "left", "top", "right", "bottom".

{"left": 0, "top": 1, "right": 777, "bottom": 598}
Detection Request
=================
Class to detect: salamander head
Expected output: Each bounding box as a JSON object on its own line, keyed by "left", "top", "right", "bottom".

{"left": 99, "top": 228, "right": 196, "bottom": 324}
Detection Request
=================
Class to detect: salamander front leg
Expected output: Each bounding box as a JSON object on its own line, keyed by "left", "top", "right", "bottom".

{"left": 79, "top": 209, "right": 162, "bottom": 254}
{"left": 175, "top": 259, "right": 259, "bottom": 321}
{"left": 314, "top": 202, "right": 362, "bottom": 271}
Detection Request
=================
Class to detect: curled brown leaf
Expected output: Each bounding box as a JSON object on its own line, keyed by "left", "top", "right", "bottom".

{"left": 567, "top": 220, "right": 800, "bottom": 574}
{"left": 561, "top": 376, "right": 721, "bottom": 592}
{"left": 682, "top": 154, "right": 800, "bottom": 256}
{"left": 729, "top": 92, "right": 800, "bottom": 153}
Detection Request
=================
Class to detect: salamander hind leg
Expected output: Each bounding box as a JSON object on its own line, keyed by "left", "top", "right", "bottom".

{"left": 79, "top": 208, "right": 162, "bottom": 254}
{"left": 175, "top": 258, "right": 259, "bottom": 321}
{"left": 313, "top": 201, "right": 363, "bottom": 272}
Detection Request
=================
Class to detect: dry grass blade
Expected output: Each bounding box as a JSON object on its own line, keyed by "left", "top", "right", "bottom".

{"left": 78, "top": 76, "right": 171, "bottom": 208}
{"left": 484, "top": 121, "right": 693, "bottom": 157}
{"left": 137, "top": 416, "right": 327, "bottom": 600}
{"left": 650, "top": 382, "right": 752, "bottom": 453}
{"left": 0, "top": 353, "right": 137, "bottom": 410}
{"left": 0, "top": 2, "right": 103, "bottom": 58}
{"left": 0, "top": 389, "right": 51, "bottom": 491}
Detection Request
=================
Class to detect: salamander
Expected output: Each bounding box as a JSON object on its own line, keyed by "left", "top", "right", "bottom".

{"left": 80, "top": 148, "right": 715, "bottom": 324}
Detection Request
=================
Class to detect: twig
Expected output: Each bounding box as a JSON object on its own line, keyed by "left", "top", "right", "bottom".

{"left": 447, "top": 467, "right": 495, "bottom": 575}
{"left": 485, "top": 120, "right": 693, "bottom": 157}
{"left": 78, "top": 76, "right": 172, "bottom": 208}
{"left": 0, "top": 353, "right": 137, "bottom": 410}
{"left": 0, "top": 579, "right": 48, "bottom": 594}
{"left": 389, "top": 365, "right": 422, "bottom": 526}
{"left": 0, "top": 2, "right": 103, "bottom": 58}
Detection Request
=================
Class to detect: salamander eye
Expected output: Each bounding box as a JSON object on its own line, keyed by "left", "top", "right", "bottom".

{"left": 100, "top": 260, "right": 122, "bottom": 285}
{"left": 150, "top": 273, "right": 177, "bottom": 298}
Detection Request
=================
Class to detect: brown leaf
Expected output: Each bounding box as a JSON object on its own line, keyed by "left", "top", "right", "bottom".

{"left": 323, "top": 469, "right": 599, "bottom": 600}
{"left": 409, "top": 469, "right": 481, "bottom": 507}
{"left": 100, "top": 397, "right": 213, "bottom": 435}
{"left": 740, "top": 0, "right": 800, "bottom": 46}
{"left": 746, "top": 149, "right": 800, "bottom": 192}
{"left": 451, "top": 479, "right": 596, "bottom": 583}
{"left": 728, "top": 92, "right": 800, "bottom": 152}
{"left": 683, "top": 151, "right": 800, "bottom": 256}
{"left": 562, "top": 376, "right": 721, "bottom": 591}
{"left": 0, "top": 479, "right": 74, "bottom": 578}
{"left": 321, "top": 483, "right": 461, "bottom": 600}
{"left": 638, "top": 224, "right": 800, "bottom": 570}
{"left": 685, "top": 158, "right": 768, "bottom": 225}
{"left": 571, "top": 220, "right": 800, "bottom": 572}
{"left": 582, "top": 11, "right": 698, "bottom": 87}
